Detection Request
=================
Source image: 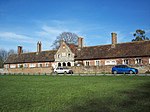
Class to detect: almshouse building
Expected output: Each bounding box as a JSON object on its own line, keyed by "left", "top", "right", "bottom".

{"left": 4, "top": 33, "right": 150, "bottom": 73}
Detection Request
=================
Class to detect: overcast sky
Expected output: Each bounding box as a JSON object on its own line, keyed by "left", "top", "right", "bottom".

{"left": 0, "top": 0, "right": 150, "bottom": 52}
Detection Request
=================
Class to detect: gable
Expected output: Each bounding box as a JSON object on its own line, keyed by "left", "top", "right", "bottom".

{"left": 54, "top": 41, "right": 75, "bottom": 62}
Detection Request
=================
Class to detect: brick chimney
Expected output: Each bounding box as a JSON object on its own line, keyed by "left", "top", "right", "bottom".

{"left": 78, "top": 37, "right": 84, "bottom": 48}
{"left": 37, "top": 41, "right": 42, "bottom": 53}
{"left": 111, "top": 33, "right": 117, "bottom": 48}
{"left": 18, "top": 46, "right": 23, "bottom": 55}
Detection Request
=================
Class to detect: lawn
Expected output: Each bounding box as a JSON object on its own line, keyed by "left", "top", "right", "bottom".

{"left": 0, "top": 75, "right": 150, "bottom": 112}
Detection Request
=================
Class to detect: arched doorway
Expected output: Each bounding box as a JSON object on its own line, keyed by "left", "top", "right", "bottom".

{"left": 58, "top": 63, "right": 61, "bottom": 67}
{"left": 63, "top": 62, "right": 66, "bottom": 66}
{"left": 67, "top": 62, "right": 71, "bottom": 66}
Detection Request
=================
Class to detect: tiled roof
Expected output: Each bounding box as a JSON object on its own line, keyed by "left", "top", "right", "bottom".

{"left": 4, "top": 50, "right": 57, "bottom": 64}
{"left": 75, "top": 40, "right": 150, "bottom": 60}
{"left": 4, "top": 40, "right": 150, "bottom": 64}
{"left": 67, "top": 43, "right": 78, "bottom": 55}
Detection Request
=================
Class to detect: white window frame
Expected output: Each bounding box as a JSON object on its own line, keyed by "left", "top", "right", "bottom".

{"left": 105, "top": 60, "right": 116, "bottom": 65}
{"left": 45, "top": 63, "right": 49, "bottom": 67}
{"left": 17, "top": 64, "right": 23, "bottom": 68}
{"left": 135, "top": 58, "right": 142, "bottom": 64}
{"left": 29, "top": 63, "right": 36, "bottom": 68}
{"left": 5, "top": 64, "right": 9, "bottom": 69}
{"left": 122, "top": 59, "right": 129, "bottom": 65}
{"left": 62, "top": 52, "right": 66, "bottom": 57}
{"left": 24, "top": 63, "right": 28, "bottom": 68}
{"left": 95, "top": 60, "right": 100, "bottom": 66}
{"left": 38, "top": 63, "right": 42, "bottom": 67}
{"left": 10, "top": 64, "right": 16, "bottom": 68}
{"left": 85, "top": 61, "right": 90, "bottom": 66}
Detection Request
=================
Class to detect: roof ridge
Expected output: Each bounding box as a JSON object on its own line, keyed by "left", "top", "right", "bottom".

{"left": 14, "top": 49, "right": 57, "bottom": 55}
{"left": 83, "top": 40, "right": 150, "bottom": 48}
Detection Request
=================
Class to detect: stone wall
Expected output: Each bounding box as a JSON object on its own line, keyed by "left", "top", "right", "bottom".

{"left": 3, "top": 65, "right": 150, "bottom": 74}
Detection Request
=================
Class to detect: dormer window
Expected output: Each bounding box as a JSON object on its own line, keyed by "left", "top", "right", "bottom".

{"left": 68, "top": 53, "right": 71, "bottom": 57}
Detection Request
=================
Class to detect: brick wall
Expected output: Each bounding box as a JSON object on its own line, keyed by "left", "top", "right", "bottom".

{"left": 5, "top": 67, "right": 53, "bottom": 74}
{"left": 71, "top": 65, "right": 150, "bottom": 74}
{"left": 3, "top": 65, "right": 150, "bottom": 74}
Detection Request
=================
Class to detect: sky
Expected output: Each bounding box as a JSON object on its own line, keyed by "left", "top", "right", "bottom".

{"left": 0, "top": 0, "right": 150, "bottom": 52}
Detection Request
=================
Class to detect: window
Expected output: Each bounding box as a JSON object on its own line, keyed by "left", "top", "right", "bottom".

{"left": 149, "top": 58, "right": 150, "bottom": 64}
{"left": 85, "top": 61, "right": 90, "bottom": 66}
{"left": 38, "top": 63, "right": 42, "bottom": 67}
{"left": 45, "top": 63, "right": 49, "bottom": 67}
{"left": 58, "top": 54, "right": 60, "bottom": 58}
{"left": 29, "top": 63, "right": 36, "bottom": 68}
{"left": 24, "top": 64, "right": 28, "bottom": 68}
{"left": 18, "top": 64, "right": 23, "bottom": 68}
{"left": 68, "top": 53, "right": 71, "bottom": 57}
{"left": 62, "top": 53, "right": 66, "bottom": 57}
{"left": 105, "top": 60, "right": 116, "bottom": 65}
{"left": 5, "top": 64, "right": 9, "bottom": 69}
{"left": 95, "top": 60, "right": 100, "bottom": 66}
{"left": 135, "top": 58, "right": 142, "bottom": 64}
{"left": 123, "top": 59, "right": 129, "bottom": 65}
{"left": 10, "top": 64, "right": 16, "bottom": 68}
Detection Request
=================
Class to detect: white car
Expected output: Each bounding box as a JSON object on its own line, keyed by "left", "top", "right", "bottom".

{"left": 54, "top": 67, "right": 73, "bottom": 74}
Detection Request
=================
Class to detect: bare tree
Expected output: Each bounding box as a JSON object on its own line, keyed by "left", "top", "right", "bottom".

{"left": 0, "top": 49, "right": 7, "bottom": 68}
{"left": 0, "top": 49, "right": 8, "bottom": 61}
{"left": 0, "top": 49, "right": 16, "bottom": 68}
{"left": 8, "top": 49, "right": 16, "bottom": 56}
{"left": 51, "top": 32, "right": 78, "bottom": 49}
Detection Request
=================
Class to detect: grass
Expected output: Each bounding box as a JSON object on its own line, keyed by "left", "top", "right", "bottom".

{"left": 0, "top": 75, "right": 150, "bottom": 112}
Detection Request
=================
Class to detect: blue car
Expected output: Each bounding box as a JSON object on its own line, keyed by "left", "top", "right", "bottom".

{"left": 112, "top": 65, "right": 138, "bottom": 74}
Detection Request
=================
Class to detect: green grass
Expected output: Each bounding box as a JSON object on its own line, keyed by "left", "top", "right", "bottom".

{"left": 0, "top": 75, "right": 150, "bottom": 112}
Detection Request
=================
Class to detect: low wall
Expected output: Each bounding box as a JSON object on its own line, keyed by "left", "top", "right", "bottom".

{"left": 4, "top": 67, "right": 53, "bottom": 74}
{"left": 71, "top": 65, "right": 150, "bottom": 74}
{"left": 2, "top": 65, "right": 150, "bottom": 74}
{"left": 71, "top": 66, "right": 113, "bottom": 74}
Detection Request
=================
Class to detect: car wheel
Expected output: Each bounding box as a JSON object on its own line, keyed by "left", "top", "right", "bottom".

{"left": 113, "top": 71, "right": 117, "bottom": 74}
{"left": 129, "top": 71, "right": 134, "bottom": 74}
{"left": 64, "top": 71, "right": 67, "bottom": 75}
{"left": 55, "top": 71, "right": 58, "bottom": 75}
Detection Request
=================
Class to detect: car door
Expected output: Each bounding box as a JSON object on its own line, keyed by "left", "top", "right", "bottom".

{"left": 57, "top": 68, "right": 63, "bottom": 73}
{"left": 117, "top": 65, "right": 126, "bottom": 73}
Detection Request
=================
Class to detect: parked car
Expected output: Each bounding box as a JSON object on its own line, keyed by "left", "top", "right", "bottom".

{"left": 112, "top": 65, "right": 138, "bottom": 74}
{"left": 54, "top": 67, "right": 73, "bottom": 74}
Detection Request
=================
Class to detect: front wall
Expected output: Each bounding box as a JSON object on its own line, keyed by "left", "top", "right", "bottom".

{"left": 82, "top": 57, "right": 150, "bottom": 66}
{"left": 4, "top": 56, "right": 150, "bottom": 74}
{"left": 71, "top": 65, "right": 150, "bottom": 74}
{"left": 6, "top": 67, "right": 53, "bottom": 74}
